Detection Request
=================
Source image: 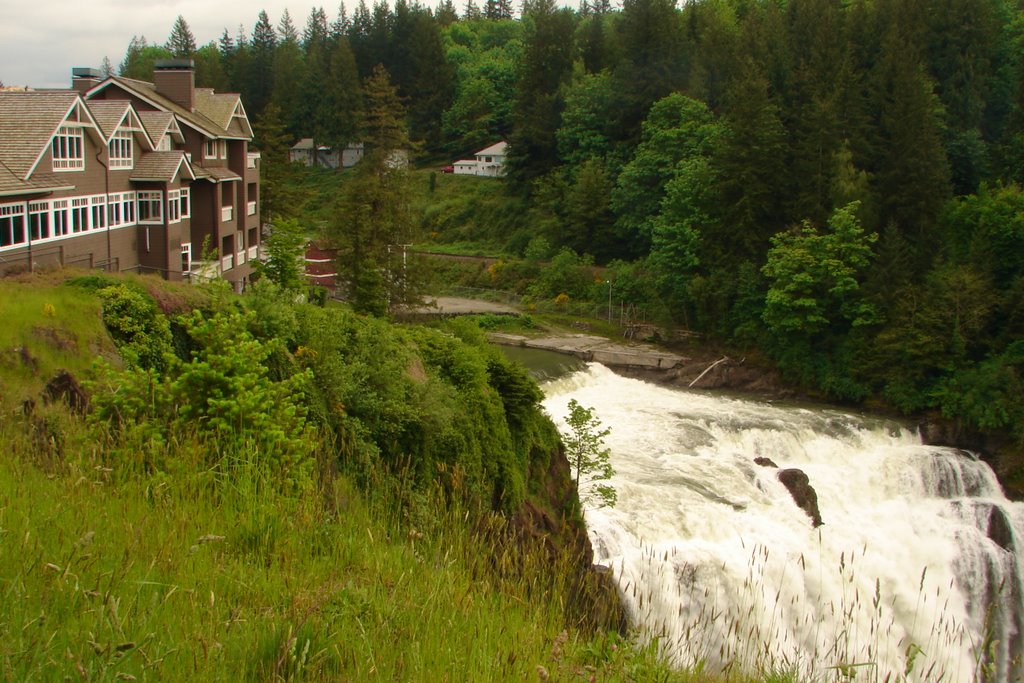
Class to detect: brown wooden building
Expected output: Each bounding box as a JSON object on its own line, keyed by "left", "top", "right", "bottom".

{"left": 0, "top": 60, "right": 260, "bottom": 288}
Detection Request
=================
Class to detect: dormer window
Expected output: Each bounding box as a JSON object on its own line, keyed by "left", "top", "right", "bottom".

{"left": 109, "top": 130, "right": 133, "bottom": 170}
{"left": 52, "top": 126, "right": 84, "bottom": 171}
{"left": 157, "top": 136, "right": 172, "bottom": 151}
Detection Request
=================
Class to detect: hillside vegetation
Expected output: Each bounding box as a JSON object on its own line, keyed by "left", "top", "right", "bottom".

{"left": 3, "top": 271, "right": 801, "bottom": 682}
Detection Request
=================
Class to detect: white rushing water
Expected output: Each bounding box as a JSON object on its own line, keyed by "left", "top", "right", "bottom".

{"left": 541, "top": 364, "right": 1024, "bottom": 682}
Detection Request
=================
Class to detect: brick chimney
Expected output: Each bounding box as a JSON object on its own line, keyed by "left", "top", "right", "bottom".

{"left": 153, "top": 59, "right": 195, "bottom": 111}
{"left": 71, "top": 67, "right": 102, "bottom": 94}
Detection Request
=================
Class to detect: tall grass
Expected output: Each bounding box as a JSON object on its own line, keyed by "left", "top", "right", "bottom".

{"left": 1, "top": 392, "right": 713, "bottom": 681}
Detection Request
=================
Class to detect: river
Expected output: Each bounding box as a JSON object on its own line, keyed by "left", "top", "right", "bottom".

{"left": 539, "top": 363, "right": 1023, "bottom": 682}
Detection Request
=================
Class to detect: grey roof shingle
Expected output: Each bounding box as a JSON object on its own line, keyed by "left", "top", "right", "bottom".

{"left": 137, "top": 111, "right": 177, "bottom": 149}
{"left": 0, "top": 91, "right": 84, "bottom": 180}
{"left": 85, "top": 100, "right": 131, "bottom": 140}
{"left": 101, "top": 77, "right": 251, "bottom": 142}
{"left": 130, "top": 151, "right": 193, "bottom": 182}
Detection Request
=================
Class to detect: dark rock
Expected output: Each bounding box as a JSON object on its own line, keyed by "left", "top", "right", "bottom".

{"left": 988, "top": 505, "right": 1015, "bottom": 552}
{"left": 754, "top": 457, "right": 779, "bottom": 468}
{"left": 42, "top": 370, "right": 88, "bottom": 414}
{"left": 778, "top": 468, "right": 824, "bottom": 528}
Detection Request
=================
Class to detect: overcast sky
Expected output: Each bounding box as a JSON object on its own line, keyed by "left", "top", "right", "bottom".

{"left": 1, "top": 1, "right": 358, "bottom": 89}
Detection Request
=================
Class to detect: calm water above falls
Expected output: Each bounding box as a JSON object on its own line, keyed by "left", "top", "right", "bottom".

{"left": 541, "top": 363, "right": 1024, "bottom": 682}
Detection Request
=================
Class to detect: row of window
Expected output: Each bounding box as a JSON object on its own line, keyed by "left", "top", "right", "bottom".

{"left": 51, "top": 124, "right": 230, "bottom": 172}
{"left": 0, "top": 189, "right": 191, "bottom": 249}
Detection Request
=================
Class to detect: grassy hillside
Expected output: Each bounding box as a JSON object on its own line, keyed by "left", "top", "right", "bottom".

{"left": 0, "top": 271, "right": 704, "bottom": 682}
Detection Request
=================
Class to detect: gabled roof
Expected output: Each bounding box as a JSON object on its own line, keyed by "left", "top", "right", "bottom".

{"left": 475, "top": 141, "right": 507, "bottom": 156}
{"left": 138, "top": 111, "right": 183, "bottom": 149}
{"left": 194, "top": 90, "right": 253, "bottom": 139}
{"left": 292, "top": 138, "right": 316, "bottom": 150}
{"left": 0, "top": 91, "right": 101, "bottom": 181}
{"left": 87, "top": 77, "right": 252, "bottom": 142}
{"left": 86, "top": 100, "right": 132, "bottom": 139}
{"left": 130, "top": 151, "right": 195, "bottom": 183}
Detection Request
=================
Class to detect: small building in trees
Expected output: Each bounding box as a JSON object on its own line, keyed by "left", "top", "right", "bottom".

{"left": 289, "top": 139, "right": 365, "bottom": 169}
{"left": 0, "top": 60, "right": 261, "bottom": 289}
{"left": 452, "top": 141, "right": 507, "bottom": 177}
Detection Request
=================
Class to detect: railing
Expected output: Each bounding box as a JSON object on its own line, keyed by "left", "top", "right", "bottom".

{"left": 221, "top": 205, "right": 233, "bottom": 222}
{"left": 247, "top": 200, "right": 257, "bottom": 216}
{"left": 221, "top": 254, "right": 234, "bottom": 271}
{"left": 247, "top": 153, "right": 259, "bottom": 169}
{"left": 248, "top": 245, "right": 259, "bottom": 260}
{"left": 238, "top": 249, "right": 247, "bottom": 265}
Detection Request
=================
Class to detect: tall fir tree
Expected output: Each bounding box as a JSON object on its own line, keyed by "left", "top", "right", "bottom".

{"left": 504, "top": 0, "right": 577, "bottom": 190}
{"left": 166, "top": 15, "right": 197, "bottom": 58}
{"left": 248, "top": 10, "right": 278, "bottom": 118}
{"left": 329, "top": 66, "right": 422, "bottom": 315}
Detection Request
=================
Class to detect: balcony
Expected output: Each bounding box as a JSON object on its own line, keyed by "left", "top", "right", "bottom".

{"left": 248, "top": 245, "right": 259, "bottom": 260}
{"left": 221, "top": 254, "right": 234, "bottom": 271}
{"left": 221, "top": 205, "right": 234, "bottom": 222}
{"left": 247, "top": 200, "right": 257, "bottom": 216}
{"left": 247, "top": 152, "right": 260, "bottom": 169}
{"left": 237, "top": 249, "right": 246, "bottom": 265}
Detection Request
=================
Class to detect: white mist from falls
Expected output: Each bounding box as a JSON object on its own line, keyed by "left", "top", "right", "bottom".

{"left": 541, "top": 364, "right": 1024, "bottom": 682}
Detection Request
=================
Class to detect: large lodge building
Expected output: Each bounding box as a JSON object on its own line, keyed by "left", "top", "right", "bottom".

{"left": 0, "top": 60, "right": 260, "bottom": 288}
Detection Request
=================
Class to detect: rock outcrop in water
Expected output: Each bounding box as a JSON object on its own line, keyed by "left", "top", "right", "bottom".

{"left": 777, "top": 468, "right": 824, "bottom": 528}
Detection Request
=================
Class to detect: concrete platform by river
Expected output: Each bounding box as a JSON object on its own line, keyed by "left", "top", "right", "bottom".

{"left": 488, "top": 332, "right": 685, "bottom": 371}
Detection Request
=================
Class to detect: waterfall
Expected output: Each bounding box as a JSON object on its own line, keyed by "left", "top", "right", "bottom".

{"left": 542, "top": 364, "right": 1024, "bottom": 682}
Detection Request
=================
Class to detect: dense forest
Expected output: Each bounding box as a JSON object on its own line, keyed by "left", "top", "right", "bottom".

{"left": 118, "top": 0, "right": 1024, "bottom": 462}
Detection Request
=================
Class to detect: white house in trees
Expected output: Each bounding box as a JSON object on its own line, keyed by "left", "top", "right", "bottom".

{"left": 453, "top": 141, "right": 507, "bottom": 177}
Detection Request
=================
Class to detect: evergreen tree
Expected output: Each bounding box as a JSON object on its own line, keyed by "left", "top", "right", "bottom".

{"left": 248, "top": 10, "right": 278, "bottom": 118}
{"left": 709, "top": 59, "right": 789, "bottom": 266}
{"left": 435, "top": 0, "right": 459, "bottom": 26}
{"left": 253, "top": 103, "right": 300, "bottom": 222}
{"left": 100, "top": 56, "right": 114, "bottom": 78}
{"left": 270, "top": 17, "right": 305, "bottom": 137}
{"left": 404, "top": 10, "right": 454, "bottom": 151}
{"left": 278, "top": 9, "right": 300, "bottom": 43}
{"left": 195, "top": 43, "right": 230, "bottom": 90}
{"left": 612, "top": 0, "right": 686, "bottom": 143}
{"left": 504, "top": 0, "right": 576, "bottom": 190}
{"left": 328, "top": 67, "right": 422, "bottom": 315}
{"left": 166, "top": 15, "right": 197, "bottom": 58}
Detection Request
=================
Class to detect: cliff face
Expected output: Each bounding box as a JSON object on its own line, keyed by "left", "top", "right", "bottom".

{"left": 511, "top": 440, "right": 627, "bottom": 633}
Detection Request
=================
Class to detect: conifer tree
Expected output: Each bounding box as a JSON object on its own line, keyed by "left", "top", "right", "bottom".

{"left": 248, "top": 10, "right": 278, "bottom": 118}
{"left": 504, "top": 0, "right": 576, "bottom": 190}
{"left": 328, "top": 66, "right": 422, "bottom": 315}
{"left": 166, "top": 15, "right": 197, "bottom": 58}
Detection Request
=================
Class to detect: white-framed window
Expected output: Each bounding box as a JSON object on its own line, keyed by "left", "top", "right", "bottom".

{"left": 157, "top": 136, "right": 172, "bottom": 151}
{"left": 181, "top": 242, "right": 192, "bottom": 273}
{"left": 205, "top": 139, "right": 217, "bottom": 159}
{"left": 52, "top": 126, "right": 84, "bottom": 171}
{"left": 179, "top": 187, "right": 190, "bottom": 219}
{"left": 167, "top": 190, "right": 181, "bottom": 224}
{"left": 90, "top": 196, "right": 106, "bottom": 230}
{"left": 219, "top": 140, "right": 227, "bottom": 159}
{"left": 29, "top": 201, "right": 50, "bottom": 241}
{"left": 71, "top": 198, "right": 89, "bottom": 233}
{"left": 109, "top": 130, "right": 133, "bottom": 169}
{"left": 123, "top": 192, "right": 136, "bottom": 225}
{"left": 52, "top": 200, "right": 70, "bottom": 237}
{"left": 137, "top": 191, "right": 163, "bottom": 224}
{"left": 0, "top": 203, "right": 27, "bottom": 248}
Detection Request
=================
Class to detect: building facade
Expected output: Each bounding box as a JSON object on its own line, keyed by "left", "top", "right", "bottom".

{"left": 0, "top": 60, "right": 260, "bottom": 288}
